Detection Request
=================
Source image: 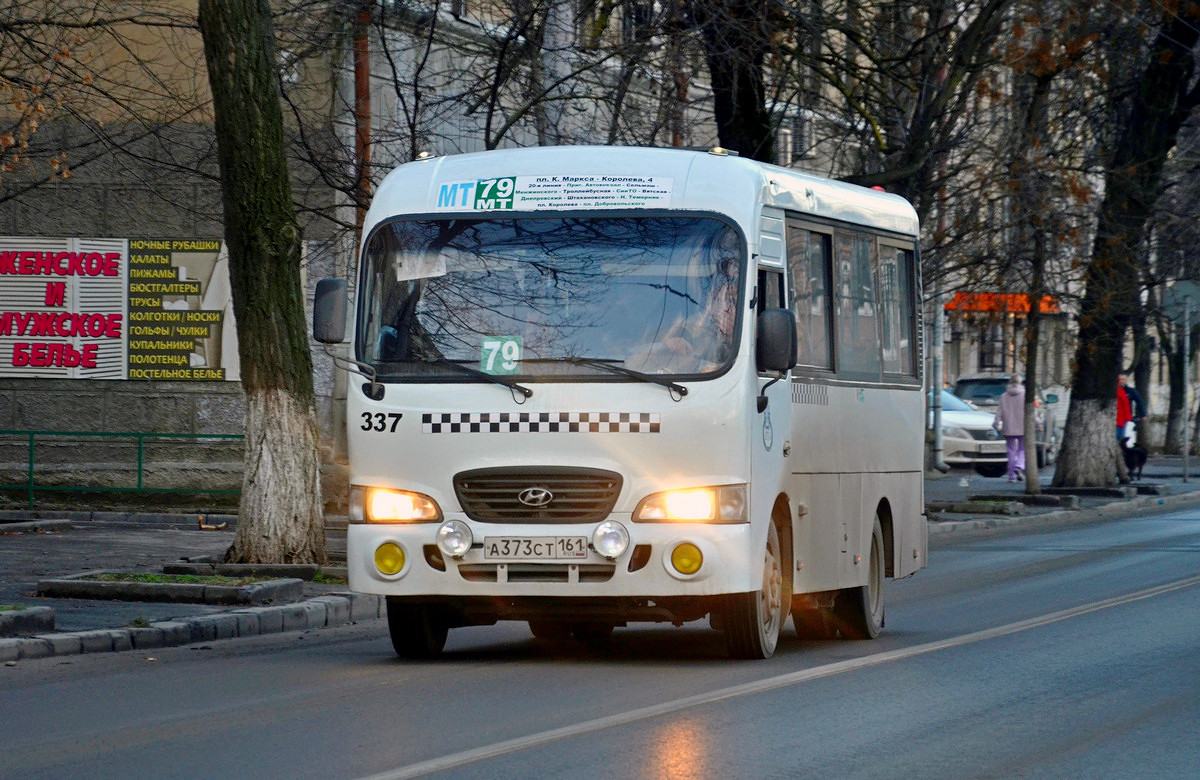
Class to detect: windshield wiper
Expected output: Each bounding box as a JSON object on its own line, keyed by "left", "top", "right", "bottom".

{"left": 422, "top": 357, "right": 533, "bottom": 399}
{"left": 530, "top": 357, "right": 688, "bottom": 397}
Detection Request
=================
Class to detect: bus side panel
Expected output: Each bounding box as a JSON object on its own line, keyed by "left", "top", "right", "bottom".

{"left": 838, "top": 473, "right": 865, "bottom": 587}
{"left": 789, "top": 472, "right": 846, "bottom": 594}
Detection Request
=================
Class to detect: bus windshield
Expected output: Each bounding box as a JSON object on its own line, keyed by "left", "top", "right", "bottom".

{"left": 356, "top": 216, "right": 743, "bottom": 381}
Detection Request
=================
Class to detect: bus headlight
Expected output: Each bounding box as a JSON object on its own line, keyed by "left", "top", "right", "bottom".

{"left": 357, "top": 487, "right": 442, "bottom": 523}
{"left": 436, "top": 520, "right": 473, "bottom": 558}
{"left": 592, "top": 521, "right": 630, "bottom": 559}
{"left": 634, "top": 485, "right": 747, "bottom": 523}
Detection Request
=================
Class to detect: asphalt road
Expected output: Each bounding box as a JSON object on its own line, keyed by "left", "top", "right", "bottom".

{"left": 3, "top": 504, "right": 1198, "bottom": 780}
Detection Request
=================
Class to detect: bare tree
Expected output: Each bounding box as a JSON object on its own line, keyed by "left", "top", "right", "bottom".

{"left": 1053, "top": 4, "right": 1200, "bottom": 486}
{"left": 200, "top": 0, "right": 325, "bottom": 563}
{"left": 1147, "top": 118, "right": 1200, "bottom": 454}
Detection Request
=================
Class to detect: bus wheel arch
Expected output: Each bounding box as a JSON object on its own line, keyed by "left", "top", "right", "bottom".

{"left": 834, "top": 511, "right": 886, "bottom": 639}
{"left": 874, "top": 498, "right": 895, "bottom": 578}
{"left": 773, "top": 495, "right": 794, "bottom": 604}
{"left": 720, "top": 512, "right": 786, "bottom": 659}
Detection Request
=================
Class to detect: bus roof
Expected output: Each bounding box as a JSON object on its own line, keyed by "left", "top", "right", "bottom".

{"left": 364, "top": 146, "right": 920, "bottom": 238}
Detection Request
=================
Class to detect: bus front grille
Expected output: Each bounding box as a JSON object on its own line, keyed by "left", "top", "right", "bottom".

{"left": 454, "top": 466, "right": 622, "bottom": 524}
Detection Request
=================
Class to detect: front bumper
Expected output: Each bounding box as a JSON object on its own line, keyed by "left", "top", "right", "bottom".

{"left": 346, "top": 517, "right": 756, "bottom": 599}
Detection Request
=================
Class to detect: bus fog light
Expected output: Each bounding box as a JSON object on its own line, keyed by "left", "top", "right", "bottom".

{"left": 671, "top": 543, "right": 703, "bottom": 575}
{"left": 375, "top": 542, "right": 406, "bottom": 575}
{"left": 592, "top": 521, "right": 629, "bottom": 559}
{"left": 436, "top": 521, "right": 473, "bottom": 558}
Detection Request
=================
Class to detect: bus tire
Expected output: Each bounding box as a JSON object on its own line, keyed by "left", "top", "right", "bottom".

{"left": 721, "top": 521, "right": 784, "bottom": 659}
{"left": 386, "top": 598, "right": 448, "bottom": 659}
{"left": 835, "top": 516, "right": 885, "bottom": 640}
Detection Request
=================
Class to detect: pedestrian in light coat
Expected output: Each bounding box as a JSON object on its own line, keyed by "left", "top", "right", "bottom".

{"left": 993, "top": 375, "right": 1026, "bottom": 482}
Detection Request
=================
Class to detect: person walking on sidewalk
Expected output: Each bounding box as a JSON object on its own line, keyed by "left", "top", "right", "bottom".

{"left": 1116, "top": 372, "right": 1146, "bottom": 444}
{"left": 993, "top": 374, "right": 1027, "bottom": 482}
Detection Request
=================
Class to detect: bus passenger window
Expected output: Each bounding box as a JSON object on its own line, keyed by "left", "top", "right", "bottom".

{"left": 879, "top": 246, "right": 916, "bottom": 377}
{"left": 785, "top": 222, "right": 832, "bottom": 370}
{"left": 756, "top": 268, "right": 784, "bottom": 313}
{"left": 834, "top": 231, "right": 882, "bottom": 381}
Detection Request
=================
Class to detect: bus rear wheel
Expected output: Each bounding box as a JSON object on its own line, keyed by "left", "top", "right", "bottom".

{"left": 386, "top": 598, "right": 448, "bottom": 659}
{"left": 721, "top": 521, "right": 784, "bottom": 659}
{"left": 835, "top": 516, "right": 885, "bottom": 640}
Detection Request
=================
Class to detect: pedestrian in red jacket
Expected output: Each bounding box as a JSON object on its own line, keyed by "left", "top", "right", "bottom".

{"left": 1116, "top": 373, "right": 1146, "bottom": 443}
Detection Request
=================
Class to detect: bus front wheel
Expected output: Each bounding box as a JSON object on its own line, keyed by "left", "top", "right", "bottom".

{"left": 721, "top": 521, "right": 784, "bottom": 659}
{"left": 386, "top": 598, "right": 448, "bottom": 659}
{"left": 835, "top": 516, "right": 885, "bottom": 640}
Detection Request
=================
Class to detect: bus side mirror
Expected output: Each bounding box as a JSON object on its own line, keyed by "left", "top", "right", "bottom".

{"left": 313, "top": 278, "right": 348, "bottom": 344}
{"left": 756, "top": 308, "right": 797, "bottom": 374}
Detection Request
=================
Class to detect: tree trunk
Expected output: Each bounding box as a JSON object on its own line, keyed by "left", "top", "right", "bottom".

{"left": 237, "top": 388, "right": 326, "bottom": 562}
{"left": 1052, "top": 8, "right": 1200, "bottom": 487}
{"left": 199, "top": 0, "right": 326, "bottom": 564}
{"left": 1056, "top": 398, "right": 1125, "bottom": 484}
{"left": 693, "top": 0, "right": 775, "bottom": 162}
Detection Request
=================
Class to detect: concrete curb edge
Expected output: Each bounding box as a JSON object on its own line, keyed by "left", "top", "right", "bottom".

{"left": 928, "top": 488, "right": 1200, "bottom": 538}
{"left": 0, "top": 592, "right": 385, "bottom": 663}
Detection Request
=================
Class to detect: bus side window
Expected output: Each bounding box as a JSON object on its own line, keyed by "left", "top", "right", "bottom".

{"left": 756, "top": 268, "right": 785, "bottom": 313}
{"left": 878, "top": 244, "right": 917, "bottom": 377}
{"left": 785, "top": 220, "right": 833, "bottom": 370}
{"left": 833, "top": 230, "right": 882, "bottom": 382}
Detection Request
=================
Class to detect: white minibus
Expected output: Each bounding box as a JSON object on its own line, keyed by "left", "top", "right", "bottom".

{"left": 314, "top": 145, "right": 926, "bottom": 659}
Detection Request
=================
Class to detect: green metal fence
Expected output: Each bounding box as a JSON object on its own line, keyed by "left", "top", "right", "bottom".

{"left": 0, "top": 429, "right": 243, "bottom": 510}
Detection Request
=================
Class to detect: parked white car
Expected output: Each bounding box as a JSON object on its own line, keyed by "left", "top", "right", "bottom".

{"left": 930, "top": 389, "right": 1009, "bottom": 478}
{"left": 952, "top": 374, "right": 1059, "bottom": 468}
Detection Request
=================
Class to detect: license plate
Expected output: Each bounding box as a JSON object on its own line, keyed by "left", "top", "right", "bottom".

{"left": 483, "top": 536, "right": 588, "bottom": 560}
{"left": 981, "top": 443, "right": 1006, "bottom": 453}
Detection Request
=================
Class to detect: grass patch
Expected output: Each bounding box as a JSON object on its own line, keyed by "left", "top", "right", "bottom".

{"left": 0, "top": 604, "right": 28, "bottom": 612}
{"left": 312, "top": 571, "right": 348, "bottom": 585}
{"left": 129, "top": 616, "right": 152, "bottom": 628}
{"left": 92, "top": 572, "right": 270, "bottom": 587}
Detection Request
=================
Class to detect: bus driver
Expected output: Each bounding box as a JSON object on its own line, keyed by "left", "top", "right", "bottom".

{"left": 631, "top": 227, "right": 740, "bottom": 374}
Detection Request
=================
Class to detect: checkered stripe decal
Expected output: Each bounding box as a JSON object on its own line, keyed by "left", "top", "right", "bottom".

{"left": 422, "top": 412, "right": 660, "bottom": 434}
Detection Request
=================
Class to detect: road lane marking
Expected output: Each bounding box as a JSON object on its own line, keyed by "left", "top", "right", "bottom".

{"left": 360, "top": 574, "right": 1200, "bottom": 780}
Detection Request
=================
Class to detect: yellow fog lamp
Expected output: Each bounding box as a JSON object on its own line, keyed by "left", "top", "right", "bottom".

{"left": 670, "top": 543, "right": 704, "bottom": 575}
{"left": 374, "top": 542, "right": 406, "bottom": 575}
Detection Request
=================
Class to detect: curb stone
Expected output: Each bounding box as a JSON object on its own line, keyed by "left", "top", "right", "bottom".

{"left": 0, "top": 593, "right": 384, "bottom": 663}
{"left": 929, "top": 487, "right": 1200, "bottom": 538}
{"left": 35, "top": 571, "right": 306, "bottom": 606}
{"left": 0, "top": 606, "right": 55, "bottom": 637}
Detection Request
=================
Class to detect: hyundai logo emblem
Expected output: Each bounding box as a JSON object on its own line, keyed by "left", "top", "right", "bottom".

{"left": 518, "top": 487, "right": 554, "bottom": 507}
